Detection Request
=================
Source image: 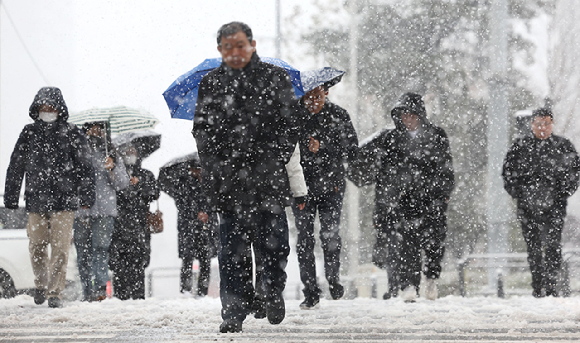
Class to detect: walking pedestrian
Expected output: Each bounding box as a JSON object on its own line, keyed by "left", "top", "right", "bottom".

{"left": 373, "top": 92, "right": 454, "bottom": 302}
{"left": 74, "top": 122, "right": 130, "bottom": 302}
{"left": 4, "top": 87, "right": 95, "bottom": 308}
{"left": 502, "top": 107, "right": 580, "bottom": 297}
{"left": 109, "top": 145, "right": 160, "bottom": 300}
{"left": 192, "top": 21, "right": 300, "bottom": 332}
{"left": 291, "top": 69, "right": 358, "bottom": 310}
{"left": 158, "top": 157, "right": 214, "bottom": 297}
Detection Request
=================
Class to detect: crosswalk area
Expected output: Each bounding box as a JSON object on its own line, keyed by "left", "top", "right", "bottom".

{"left": 1, "top": 296, "right": 580, "bottom": 342}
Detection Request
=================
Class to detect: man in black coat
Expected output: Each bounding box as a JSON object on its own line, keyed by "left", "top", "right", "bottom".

{"left": 373, "top": 92, "right": 454, "bottom": 302}
{"left": 192, "top": 22, "right": 299, "bottom": 333}
{"left": 502, "top": 108, "right": 580, "bottom": 297}
{"left": 292, "top": 82, "right": 358, "bottom": 309}
{"left": 4, "top": 87, "right": 95, "bottom": 308}
{"left": 109, "top": 145, "right": 159, "bottom": 300}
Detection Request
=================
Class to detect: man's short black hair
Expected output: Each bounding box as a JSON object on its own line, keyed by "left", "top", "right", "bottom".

{"left": 217, "top": 22, "right": 253, "bottom": 46}
{"left": 532, "top": 107, "right": 553, "bottom": 120}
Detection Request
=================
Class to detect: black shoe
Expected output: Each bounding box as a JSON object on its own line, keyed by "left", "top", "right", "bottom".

{"left": 545, "top": 287, "right": 559, "bottom": 297}
{"left": 266, "top": 294, "right": 285, "bottom": 325}
{"left": 252, "top": 297, "right": 267, "bottom": 319}
{"left": 219, "top": 319, "right": 242, "bottom": 333}
{"left": 94, "top": 285, "right": 107, "bottom": 302}
{"left": 34, "top": 289, "right": 46, "bottom": 305}
{"left": 48, "top": 297, "right": 63, "bottom": 308}
{"left": 299, "top": 295, "right": 320, "bottom": 310}
{"left": 329, "top": 282, "right": 344, "bottom": 300}
{"left": 532, "top": 289, "right": 544, "bottom": 298}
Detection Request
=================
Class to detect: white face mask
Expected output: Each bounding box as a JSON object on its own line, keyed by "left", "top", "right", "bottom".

{"left": 124, "top": 155, "right": 137, "bottom": 165}
{"left": 39, "top": 111, "right": 58, "bottom": 123}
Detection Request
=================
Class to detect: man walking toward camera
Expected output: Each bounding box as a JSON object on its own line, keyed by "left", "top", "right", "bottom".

{"left": 503, "top": 108, "right": 580, "bottom": 297}
{"left": 192, "top": 22, "right": 300, "bottom": 333}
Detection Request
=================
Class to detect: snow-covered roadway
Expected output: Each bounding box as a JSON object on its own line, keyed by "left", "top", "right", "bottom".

{"left": 1, "top": 295, "right": 580, "bottom": 342}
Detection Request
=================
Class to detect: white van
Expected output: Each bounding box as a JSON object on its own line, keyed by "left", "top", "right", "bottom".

{"left": 0, "top": 195, "right": 80, "bottom": 299}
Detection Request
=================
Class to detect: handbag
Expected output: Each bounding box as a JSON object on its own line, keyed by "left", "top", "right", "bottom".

{"left": 147, "top": 201, "right": 164, "bottom": 234}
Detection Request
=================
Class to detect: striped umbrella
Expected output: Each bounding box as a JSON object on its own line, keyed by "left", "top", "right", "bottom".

{"left": 69, "top": 106, "right": 160, "bottom": 134}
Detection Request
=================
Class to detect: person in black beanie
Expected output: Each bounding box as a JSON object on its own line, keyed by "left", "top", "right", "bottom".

{"left": 503, "top": 107, "right": 580, "bottom": 297}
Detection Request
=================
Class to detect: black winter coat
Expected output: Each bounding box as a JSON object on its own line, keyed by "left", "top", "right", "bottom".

{"left": 502, "top": 134, "right": 580, "bottom": 213}
{"left": 298, "top": 100, "right": 358, "bottom": 197}
{"left": 374, "top": 120, "right": 454, "bottom": 220}
{"left": 110, "top": 165, "right": 159, "bottom": 270}
{"left": 192, "top": 52, "right": 300, "bottom": 214}
{"left": 159, "top": 166, "right": 209, "bottom": 259}
{"left": 4, "top": 87, "right": 95, "bottom": 212}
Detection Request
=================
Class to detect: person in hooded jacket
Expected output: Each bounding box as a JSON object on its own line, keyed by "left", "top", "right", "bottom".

{"left": 192, "top": 22, "right": 301, "bottom": 333}
{"left": 374, "top": 92, "right": 454, "bottom": 302}
{"left": 502, "top": 108, "right": 580, "bottom": 297}
{"left": 158, "top": 158, "right": 214, "bottom": 297}
{"left": 73, "top": 122, "right": 130, "bottom": 302}
{"left": 291, "top": 81, "right": 359, "bottom": 310}
{"left": 109, "top": 145, "right": 159, "bottom": 300}
{"left": 4, "top": 87, "right": 95, "bottom": 308}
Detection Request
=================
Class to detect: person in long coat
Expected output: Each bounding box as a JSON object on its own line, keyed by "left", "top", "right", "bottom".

{"left": 4, "top": 87, "right": 95, "bottom": 308}
{"left": 109, "top": 145, "right": 159, "bottom": 300}
{"left": 159, "top": 158, "right": 214, "bottom": 297}
{"left": 373, "top": 92, "right": 454, "bottom": 302}
{"left": 502, "top": 108, "right": 580, "bottom": 297}
{"left": 192, "top": 22, "right": 301, "bottom": 333}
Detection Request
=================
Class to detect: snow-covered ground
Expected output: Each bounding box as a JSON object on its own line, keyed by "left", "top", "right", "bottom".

{"left": 1, "top": 294, "right": 580, "bottom": 342}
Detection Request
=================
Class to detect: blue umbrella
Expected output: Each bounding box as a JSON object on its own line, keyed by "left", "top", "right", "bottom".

{"left": 163, "top": 57, "right": 304, "bottom": 120}
{"left": 300, "top": 67, "right": 345, "bottom": 94}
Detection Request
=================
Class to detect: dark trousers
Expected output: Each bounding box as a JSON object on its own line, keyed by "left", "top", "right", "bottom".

{"left": 375, "top": 215, "right": 402, "bottom": 297}
{"left": 518, "top": 206, "right": 565, "bottom": 295}
{"left": 292, "top": 188, "right": 344, "bottom": 298}
{"left": 179, "top": 221, "right": 212, "bottom": 296}
{"left": 111, "top": 248, "right": 146, "bottom": 300}
{"left": 398, "top": 203, "right": 447, "bottom": 291}
{"left": 180, "top": 254, "right": 210, "bottom": 296}
{"left": 218, "top": 210, "right": 289, "bottom": 322}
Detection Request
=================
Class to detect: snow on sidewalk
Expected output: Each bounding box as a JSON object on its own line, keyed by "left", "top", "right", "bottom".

{"left": 1, "top": 294, "right": 580, "bottom": 342}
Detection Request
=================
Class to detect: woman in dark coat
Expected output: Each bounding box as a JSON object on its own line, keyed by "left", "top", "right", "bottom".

{"left": 109, "top": 145, "right": 159, "bottom": 300}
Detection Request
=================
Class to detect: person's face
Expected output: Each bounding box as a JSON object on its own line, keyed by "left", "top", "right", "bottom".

{"left": 401, "top": 112, "right": 420, "bottom": 131}
{"left": 189, "top": 167, "right": 202, "bottom": 179}
{"left": 217, "top": 31, "right": 256, "bottom": 70}
{"left": 39, "top": 104, "right": 58, "bottom": 114}
{"left": 86, "top": 125, "right": 104, "bottom": 138}
{"left": 531, "top": 116, "right": 553, "bottom": 140}
{"left": 303, "top": 86, "right": 328, "bottom": 114}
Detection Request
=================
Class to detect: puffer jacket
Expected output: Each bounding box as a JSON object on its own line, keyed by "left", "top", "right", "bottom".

{"left": 4, "top": 87, "right": 95, "bottom": 212}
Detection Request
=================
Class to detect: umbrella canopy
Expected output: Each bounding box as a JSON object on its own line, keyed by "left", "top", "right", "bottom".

{"left": 163, "top": 57, "right": 304, "bottom": 120}
{"left": 300, "top": 67, "right": 345, "bottom": 94}
{"left": 69, "top": 106, "right": 159, "bottom": 134}
{"left": 112, "top": 130, "right": 161, "bottom": 160}
{"left": 346, "top": 128, "right": 391, "bottom": 187}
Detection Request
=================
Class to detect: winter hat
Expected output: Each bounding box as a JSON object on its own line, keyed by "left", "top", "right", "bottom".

{"left": 532, "top": 107, "right": 553, "bottom": 120}
{"left": 29, "top": 87, "right": 69, "bottom": 121}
